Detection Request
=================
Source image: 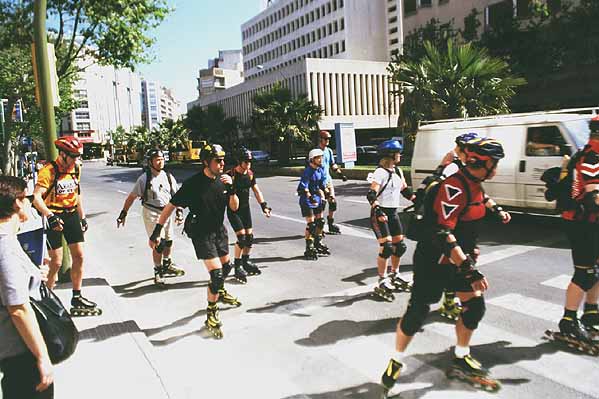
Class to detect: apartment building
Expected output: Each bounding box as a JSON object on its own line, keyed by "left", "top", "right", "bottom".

{"left": 198, "top": 50, "right": 245, "bottom": 98}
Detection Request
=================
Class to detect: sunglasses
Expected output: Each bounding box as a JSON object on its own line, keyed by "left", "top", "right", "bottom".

{"left": 213, "top": 158, "right": 225, "bottom": 164}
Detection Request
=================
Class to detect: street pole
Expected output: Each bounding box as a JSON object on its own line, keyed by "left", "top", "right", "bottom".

{"left": 34, "top": 0, "right": 72, "bottom": 281}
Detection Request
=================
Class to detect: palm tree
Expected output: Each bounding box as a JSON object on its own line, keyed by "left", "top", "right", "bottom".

{"left": 251, "top": 84, "right": 322, "bottom": 165}
{"left": 388, "top": 38, "right": 526, "bottom": 132}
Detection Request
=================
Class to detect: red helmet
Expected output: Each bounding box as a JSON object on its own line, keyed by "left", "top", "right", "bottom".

{"left": 55, "top": 137, "right": 83, "bottom": 156}
{"left": 590, "top": 115, "right": 599, "bottom": 133}
{"left": 319, "top": 130, "right": 331, "bottom": 139}
{"left": 464, "top": 138, "right": 505, "bottom": 167}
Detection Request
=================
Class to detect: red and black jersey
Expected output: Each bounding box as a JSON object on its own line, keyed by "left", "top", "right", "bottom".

{"left": 431, "top": 170, "right": 486, "bottom": 230}
{"left": 563, "top": 139, "right": 599, "bottom": 222}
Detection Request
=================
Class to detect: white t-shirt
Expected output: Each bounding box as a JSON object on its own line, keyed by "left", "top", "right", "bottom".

{"left": 372, "top": 167, "right": 407, "bottom": 208}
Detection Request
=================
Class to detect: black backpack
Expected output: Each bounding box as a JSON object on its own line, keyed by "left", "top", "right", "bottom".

{"left": 541, "top": 148, "right": 585, "bottom": 212}
{"left": 404, "top": 172, "right": 471, "bottom": 242}
{"left": 141, "top": 168, "right": 175, "bottom": 205}
{"left": 42, "top": 161, "right": 81, "bottom": 200}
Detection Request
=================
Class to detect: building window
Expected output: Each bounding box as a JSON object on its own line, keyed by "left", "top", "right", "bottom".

{"left": 340, "top": 18, "right": 344, "bottom": 30}
{"left": 334, "top": 20, "right": 338, "bottom": 32}
{"left": 389, "top": 16, "right": 398, "bottom": 23}
{"left": 341, "top": 40, "right": 345, "bottom": 52}
{"left": 419, "top": 0, "right": 432, "bottom": 7}
{"left": 335, "top": 42, "right": 339, "bottom": 54}
{"left": 390, "top": 38, "right": 399, "bottom": 45}
{"left": 388, "top": 5, "right": 397, "bottom": 12}
{"left": 486, "top": 0, "right": 513, "bottom": 29}
{"left": 78, "top": 100, "right": 89, "bottom": 109}
{"left": 333, "top": 0, "right": 337, "bottom": 11}
{"left": 326, "top": 2, "right": 331, "bottom": 14}
{"left": 389, "top": 27, "right": 398, "bottom": 34}
{"left": 339, "top": 0, "right": 343, "bottom": 7}
{"left": 404, "top": 0, "right": 416, "bottom": 14}
{"left": 76, "top": 122, "right": 91, "bottom": 130}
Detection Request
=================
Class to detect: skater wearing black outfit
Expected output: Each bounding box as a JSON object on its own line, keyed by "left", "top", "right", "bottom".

{"left": 366, "top": 140, "right": 414, "bottom": 302}
{"left": 149, "top": 144, "right": 241, "bottom": 339}
{"left": 379, "top": 139, "right": 506, "bottom": 396}
{"left": 226, "top": 148, "right": 272, "bottom": 283}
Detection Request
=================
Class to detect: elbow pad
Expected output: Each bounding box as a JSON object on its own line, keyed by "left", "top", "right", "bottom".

{"left": 401, "top": 187, "right": 414, "bottom": 200}
{"left": 367, "top": 189, "right": 378, "bottom": 205}
{"left": 433, "top": 229, "right": 457, "bottom": 257}
{"left": 583, "top": 190, "right": 599, "bottom": 212}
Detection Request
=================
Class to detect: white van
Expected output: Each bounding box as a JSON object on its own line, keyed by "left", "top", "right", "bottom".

{"left": 410, "top": 111, "right": 594, "bottom": 214}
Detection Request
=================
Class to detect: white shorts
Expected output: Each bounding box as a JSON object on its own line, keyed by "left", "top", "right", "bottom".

{"left": 142, "top": 206, "right": 174, "bottom": 241}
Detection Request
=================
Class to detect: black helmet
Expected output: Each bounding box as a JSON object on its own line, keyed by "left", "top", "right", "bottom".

{"left": 237, "top": 147, "right": 253, "bottom": 163}
{"left": 200, "top": 143, "right": 226, "bottom": 162}
{"left": 146, "top": 148, "right": 165, "bottom": 160}
{"left": 464, "top": 138, "right": 505, "bottom": 167}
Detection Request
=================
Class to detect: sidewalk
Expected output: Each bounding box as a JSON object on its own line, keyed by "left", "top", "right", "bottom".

{"left": 52, "top": 276, "right": 172, "bottom": 399}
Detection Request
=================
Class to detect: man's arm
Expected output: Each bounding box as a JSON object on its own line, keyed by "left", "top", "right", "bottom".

{"left": 32, "top": 185, "right": 63, "bottom": 231}
{"left": 117, "top": 192, "right": 139, "bottom": 228}
{"left": 148, "top": 203, "right": 177, "bottom": 249}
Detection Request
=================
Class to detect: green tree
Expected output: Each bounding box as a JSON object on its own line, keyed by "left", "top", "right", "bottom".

{"left": 250, "top": 84, "right": 322, "bottom": 165}
{"left": 388, "top": 39, "right": 526, "bottom": 132}
{"left": 183, "top": 104, "right": 239, "bottom": 148}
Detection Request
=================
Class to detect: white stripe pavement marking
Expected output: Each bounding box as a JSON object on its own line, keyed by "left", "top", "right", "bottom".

{"left": 269, "top": 213, "right": 374, "bottom": 239}
{"left": 476, "top": 238, "right": 560, "bottom": 267}
{"left": 428, "top": 321, "right": 599, "bottom": 398}
{"left": 487, "top": 293, "right": 562, "bottom": 323}
{"left": 344, "top": 199, "right": 369, "bottom": 204}
{"left": 117, "top": 190, "right": 128, "bottom": 194}
{"left": 540, "top": 274, "right": 571, "bottom": 290}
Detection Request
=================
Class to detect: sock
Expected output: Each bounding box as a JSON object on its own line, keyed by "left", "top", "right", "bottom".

{"left": 242, "top": 254, "right": 250, "bottom": 264}
{"left": 208, "top": 301, "right": 217, "bottom": 307}
{"left": 391, "top": 351, "right": 407, "bottom": 362}
{"left": 72, "top": 289, "right": 81, "bottom": 297}
{"left": 563, "top": 308, "right": 578, "bottom": 320}
{"left": 454, "top": 345, "right": 470, "bottom": 358}
{"left": 584, "top": 303, "right": 598, "bottom": 314}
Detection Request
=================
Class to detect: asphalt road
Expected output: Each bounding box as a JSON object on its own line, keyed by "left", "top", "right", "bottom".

{"left": 80, "top": 161, "right": 598, "bottom": 399}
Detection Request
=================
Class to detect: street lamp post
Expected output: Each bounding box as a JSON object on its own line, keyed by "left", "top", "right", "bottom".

{"left": 257, "top": 64, "right": 286, "bottom": 84}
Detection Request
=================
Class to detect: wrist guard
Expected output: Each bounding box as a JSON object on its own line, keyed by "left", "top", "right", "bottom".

{"left": 433, "top": 229, "right": 456, "bottom": 257}
{"left": 457, "top": 255, "right": 484, "bottom": 284}
{"left": 150, "top": 224, "right": 163, "bottom": 242}
{"left": 260, "top": 202, "right": 271, "bottom": 212}
{"left": 490, "top": 204, "right": 504, "bottom": 221}
{"left": 401, "top": 187, "right": 414, "bottom": 200}
{"left": 80, "top": 218, "right": 88, "bottom": 232}
{"left": 367, "top": 189, "right": 377, "bottom": 205}
{"left": 225, "top": 183, "right": 236, "bottom": 196}
{"left": 48, "top": 214, "right": 61, "bottom": 230}
{"left": 458, "top": 255, "right": 476, "bottom": 273}
{"left": 118, "top": 210, "right": 127, "bottom": 221}
{"left": 374, "top": 206, "right": 385, "bottom": 218}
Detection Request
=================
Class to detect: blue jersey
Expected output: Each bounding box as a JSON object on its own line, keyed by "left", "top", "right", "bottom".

{"left": 297, "top": 165, "right": 326, "bottom": 208}
{"left": 320, "top": 147, "right": 335, "bottom": 184}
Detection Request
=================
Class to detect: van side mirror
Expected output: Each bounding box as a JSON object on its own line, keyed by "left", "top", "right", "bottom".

{"left": 560, "top": 144, "right": 573, "bottom": 156}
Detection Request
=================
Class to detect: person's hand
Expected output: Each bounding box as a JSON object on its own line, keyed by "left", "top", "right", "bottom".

{"left": 260, "top": 202, "right": 272, "bottom": 217}
{"left": 175, "top": 208, "right": 184, "bottom": 225}
{"left": 148, "top": 224, "right": 163, "bottom": 249}
{"left": 499, "top": 210, "right": 511, "bottom": 224}
{"left": 39, "top": 263, "right": 50, "bottom": 283}
{"left": 47, "top": 214, "right": 63, "bottom": 232}
{"left": 35, "top": 356, "right": 54, "bottom": 392}
{"left": 441, "top": 151, "right": 454, "bottom": 167}
{"left": 116, "top": 210, "right": 127, "bottom": 228}
{"left": 80, "top": 218, "right": 88, "bottom": 233}
{"left": 471, "top": 277, "right": 489, "bottom": 292}
{"left": 308, "top": 196, "right": 318, "bottom": 206}
{"left": 374, "top": 206, "right": 387, "bottom": 223}
{"left": 220, "top": 174, "right": 233, "bottom": 186}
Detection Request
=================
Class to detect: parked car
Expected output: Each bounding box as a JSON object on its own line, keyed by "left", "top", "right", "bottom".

{"left": 251, "top": 150, "right": 270, "bottom": 165}
{"left": 356, "top": 145, "right": 378, "bottom": 165}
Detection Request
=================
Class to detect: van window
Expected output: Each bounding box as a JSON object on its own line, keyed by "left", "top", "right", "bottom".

{"left": 563, "top": 119, "right": 590, "bottom": 149}
{"left": 526, "top": 126, "right": 565, "bottom": 156}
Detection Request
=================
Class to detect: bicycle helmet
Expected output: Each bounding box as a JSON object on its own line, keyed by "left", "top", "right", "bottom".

{"left": 464, "top": 138, "right": 505, "bottom": 167}
{"left": 308, "top": 148, "right": 324, "bottom": 160}
{"left": 146, "top": 149, "right": 165, "bottom": 160}
{"left": 55, "top": 137, "right": 83, "bottom": 156}
{"left": 319, "top": 130, "right": 332, "bottom": 139}
{"left": 377, "top": 139, "right": 403, "bottom": 157}
{"left": 200, "top": 143, "right": 226, "bottom": 162}
{"left": 455, "top": 132, "right": 480, "bottom": 149}
{"left": 237, "top": 147, "right": 253, "bottom": 163}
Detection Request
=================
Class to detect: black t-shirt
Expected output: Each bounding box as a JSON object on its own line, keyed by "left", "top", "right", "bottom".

{"left": 227, "top": 168, "right": 256, "bottom": 209}
{"left": 170, "top": 170, "right": 230, "bottom": 233}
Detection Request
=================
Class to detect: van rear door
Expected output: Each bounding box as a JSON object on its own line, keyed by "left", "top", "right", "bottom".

{"left": 518, "top": 125, "right": 570, "bottom": 210}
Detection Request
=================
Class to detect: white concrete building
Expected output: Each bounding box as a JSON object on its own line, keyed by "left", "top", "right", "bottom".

{"left": 159, "top": 86, "right": 181, "bottom": 121}
{"left": 141, "top": 80, "right": 162, "bottom": 131}
{"left": 190, "top": 58, "right": 400, "bottom": 131}
{"left": 198, "top": 50, "right": 245, "bottom": 98}
{"left": 61, "top": 63, "right": 142, "bottom": 145}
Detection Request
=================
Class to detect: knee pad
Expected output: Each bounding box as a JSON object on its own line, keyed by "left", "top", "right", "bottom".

{"left": 316, "top": 218, "right": 326, "bottom": 231}
{"left": 328, "top": 198, "right": 337, "bottom": 212}
{"left": 164, "top": 240, "right": 173, "bottom": 248}
{"left": 393, "top": 240, "right": 407, "bottom": 257}
{"left": 379, "top": 242, "right": 394, "bottom": 259}
{"left": 400, "top": 300, "right": 430, "bottom": 336}
{"left": 245, "top": 233, "right": 254, "bottom": 248}
{"left": 460, "top": 296, "right": 486, "bottom": 330}
{"left": 209, "top": 268, "right": 224, "bottom": 295}
{"left": 236, "top": 234, "right": 247, "bottom": 249}
{"left": 572, "top": 265, "right": 599, "bottom": 291}
{"left": 307, "top": 221, "right": 318, "bottom": 238}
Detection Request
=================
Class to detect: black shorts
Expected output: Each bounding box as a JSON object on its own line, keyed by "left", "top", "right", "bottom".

{"left": 564, "top": 219, "right": 599, "bottom": 267}
{"left": 0, "top": 351, "right": 54, "bottom": 399}
{"left": 370, "top": 207, "right": 403, "bottom": 239}
{"left": 191, "top": 225, "right": 229, "bottom": 260}
{"left": 410, "top": 243, "right": 474, "bottom": 305}
{"left": 47, "top": 211, "right": 84, "bottom": 250}
{"left": 227, "top": 206, "right": 253, "bottom": 232}
{"left": 300, "top": 202, "right": 324, "bottom": 218}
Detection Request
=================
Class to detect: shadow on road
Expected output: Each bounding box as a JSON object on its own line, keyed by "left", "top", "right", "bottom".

{"left": 247, "top": 293, "right": 373, "bottom": 318}
{"left": 112, "top": 278, "right": 209, "bottom": 298}
{"left": 250, "top": 255, "right": 306, "bottom": 264}
{"left": 341, "top": 265, "right": 414, "bottom": 287}
{"left": 79, "top": 319, "right": 143, "bottom": 343}
{"left": 253, "top": 234, "right": 305, "bottom": 244}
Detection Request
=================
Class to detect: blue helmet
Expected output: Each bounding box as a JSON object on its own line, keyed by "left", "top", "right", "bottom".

{"left": 455, "top": 132, "right": 480, "bottom": 148}
{"left": 377, "top": 139, "right": 403, "bottom": 157}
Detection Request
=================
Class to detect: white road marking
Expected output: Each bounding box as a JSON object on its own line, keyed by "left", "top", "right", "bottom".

{"left": 117, "top": 190, "right": 128, "bottom": 195}
{"left": 429, "top": 321, "right": 599, "bottom": 398}
{"left": 476, "top": 238, "right": 561, "bottom": 267}
{"left": 540, "top": 274, "right": 571, "bottom": 290}
{"left": 344, "top": 199, "right": 369, "bottom": 204}
{"left": 487, "top": 293, "right": 562, "bottom": 323}
{"left": 269, "top": 213, "right": 374, "bottom": 239}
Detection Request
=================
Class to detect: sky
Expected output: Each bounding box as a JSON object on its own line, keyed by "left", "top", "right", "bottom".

{"left": 137, "top": 0, "right": 262, "bottom": 113}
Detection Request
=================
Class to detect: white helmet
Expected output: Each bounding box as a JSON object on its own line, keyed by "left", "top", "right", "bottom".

{"left": 308, "top": 148, "right": 324, "bottom": 160}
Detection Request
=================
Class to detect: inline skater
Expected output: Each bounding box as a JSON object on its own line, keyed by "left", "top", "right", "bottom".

{"left": 317, "top": 130, "right": 348, "bottom": 234}
{"left": 117, "top": 149, "right": 185, "bottom": 285}
{"left": 546, "top": 115, "right": 599, "bottom": 353}
{"left": 367, "top": 139, "right": 415, "bottom": 302}
{"left": 298, "top": 149, "right": 328, "bottom": 260}
{"left": 148, "top": 144, "right": 241, "bottom": 339}
{"left": 422, "top": 133, "right": 511, "bottom": 320}
{"left": 379, "top": 139, "right": 506, "bottom": 396}
{"left": 32, "top": 137, "right": 101, "bottom": 316}
{"left": 225, "top": 147, "right": 272, "bottom": 283}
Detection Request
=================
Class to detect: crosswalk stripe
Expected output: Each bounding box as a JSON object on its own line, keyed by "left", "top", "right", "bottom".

{"left": 269, "top": 213, "right": 374, "bottom": 239}
{"left": 427, "top": 321, "right": 599, "bottom": 398}
{"left": 476, "top": 238, "right": 561, "bottom": 266}
{"left": 487, "top": 293, "right": 562, "bottom": 323}
{"left": 540, "top": 274, "right": 571, "bottom": 290}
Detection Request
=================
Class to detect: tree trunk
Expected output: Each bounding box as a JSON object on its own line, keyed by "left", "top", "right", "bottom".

{"left": 2, "top": 99, "right": 17, "bottom": 175}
